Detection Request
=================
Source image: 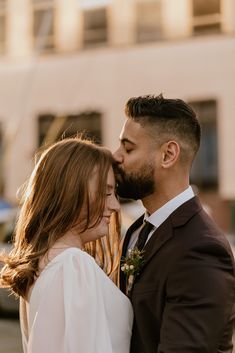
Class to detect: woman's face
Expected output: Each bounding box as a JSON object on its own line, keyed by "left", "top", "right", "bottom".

{"left": 79, "top": 167, "right": 120, "bottom": 244}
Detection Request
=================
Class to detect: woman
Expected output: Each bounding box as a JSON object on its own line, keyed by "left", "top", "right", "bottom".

{"left": 0, "top": 137, "right": 133, "bottom": 353}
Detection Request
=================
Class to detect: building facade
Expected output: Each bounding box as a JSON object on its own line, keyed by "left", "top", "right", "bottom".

{"left": 0, "top": 0, "right": 235, "bottom": 233}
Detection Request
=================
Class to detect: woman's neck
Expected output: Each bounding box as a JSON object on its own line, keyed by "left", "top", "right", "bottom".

{"left": 53, "top": 229, "right": 84, "bottom": 250}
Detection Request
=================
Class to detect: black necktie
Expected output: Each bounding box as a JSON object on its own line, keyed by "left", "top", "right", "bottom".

{"left": 136, "top": 221, "right": 153, "bottom": 251}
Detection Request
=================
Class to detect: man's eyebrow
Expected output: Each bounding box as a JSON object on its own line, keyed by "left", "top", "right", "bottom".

{"left": 120, "top": 137, "right": 136, "bottom": 146}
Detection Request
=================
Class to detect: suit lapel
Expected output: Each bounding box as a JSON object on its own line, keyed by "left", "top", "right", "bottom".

{"left": 120, "top": 196, "right": 202, "bottom": 292}
{"left": 138, "top": 196, "right": 203, "bottom": 272}
{"left": 142, "top": 219, "right": 173, "bottom": 269}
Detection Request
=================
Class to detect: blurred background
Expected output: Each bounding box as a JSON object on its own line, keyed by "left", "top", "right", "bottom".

{"left": 0, "top": 0, "right": 235, "bottom": 352}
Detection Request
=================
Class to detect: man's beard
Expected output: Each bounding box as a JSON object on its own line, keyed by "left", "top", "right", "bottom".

{"left": 114, "top": 163, "right": 155, "bottom": 200}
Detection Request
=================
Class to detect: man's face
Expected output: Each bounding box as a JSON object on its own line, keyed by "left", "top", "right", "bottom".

{"left": 113, "top": 119, "right": 159, "bottom": 200}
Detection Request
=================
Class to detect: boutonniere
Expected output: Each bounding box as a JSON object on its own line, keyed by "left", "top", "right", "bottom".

{"left": 121, "top": 248, "right": 145, "bottom": 296}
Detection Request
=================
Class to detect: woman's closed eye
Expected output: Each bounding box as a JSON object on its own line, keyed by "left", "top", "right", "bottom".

{"left": 106, "top": 185, "right": 116, "bottom": 197}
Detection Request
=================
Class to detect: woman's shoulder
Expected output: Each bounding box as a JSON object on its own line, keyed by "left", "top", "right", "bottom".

{"left": 36, "top": 247, "right": 98, "bottom": 283}
{"left": 54, "top": 248, "right": 121, "bottom": 296}
{"left": 32, "top": 247, "right": 132, "bottom": 317}
{"left": 59, "top": 248, "right": 123, "bottom": 295}
{"left": 53, "top": 247, "right": 98, "bottom": 270}
{"left": 31, "top": 248, "right": 101, "bottom": 300}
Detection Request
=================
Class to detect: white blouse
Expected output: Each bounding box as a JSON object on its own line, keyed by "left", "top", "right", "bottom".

{"left": 21, "top": 248, "right": 133, "bottom": 353}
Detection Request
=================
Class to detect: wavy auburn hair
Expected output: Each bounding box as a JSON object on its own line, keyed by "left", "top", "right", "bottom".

{"left": 0, "top": 137, "right": 121, "bottom": 298}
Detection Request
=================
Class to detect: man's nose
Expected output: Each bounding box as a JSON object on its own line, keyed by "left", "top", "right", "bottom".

{"left": 113, "top": 147, "right": 123, "bottom": 164}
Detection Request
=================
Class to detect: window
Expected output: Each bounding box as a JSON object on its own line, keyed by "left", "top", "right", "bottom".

{"left": 136, "top": 0, "right": 162, "bottom": 43}
{"left": 83, "top": 7, "right": 108, "bottom": 48}
{"left": 192, "top": 0, "right": 221, "bottom": 35}
{"left": 231, "top": 202, "right": 235, "bottom": 234}
{"left": 0, "top": 0, "right": 6, "bottom": 54}
{"left": 190, "top": 100, "right": 218, "bottom": 189}
{"left": 0, "top": 122, "right": 3, "bottom": 194}
{"left": 38, "top": 112, "right": 102, "bottom": 146}
{"left": 32, "top": 0, "right": 55, "bottom": 52}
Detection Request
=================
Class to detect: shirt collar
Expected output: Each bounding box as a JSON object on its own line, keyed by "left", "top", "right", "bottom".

{"left": 145, "top": 186, "right": 195, "bottom": 229}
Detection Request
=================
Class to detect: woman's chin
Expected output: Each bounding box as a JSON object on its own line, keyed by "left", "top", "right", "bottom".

{"left": 91, "top": 224, "right": 109, "bottom": 242}
{"left": 98, "top": 226, "right": 109, "bottom": 239}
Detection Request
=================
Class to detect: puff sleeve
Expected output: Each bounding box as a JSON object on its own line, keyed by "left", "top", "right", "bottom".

{"left": 26, "top": 249, "right": 118, "bottom": 353}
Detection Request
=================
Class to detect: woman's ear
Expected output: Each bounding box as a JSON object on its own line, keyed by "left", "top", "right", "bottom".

{"left": 161, "top": 141, "right": 180, "bottom": 168}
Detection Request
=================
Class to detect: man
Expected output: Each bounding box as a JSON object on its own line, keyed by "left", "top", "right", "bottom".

{"left": 113, "top": 94, "right": 235, "bottom": 353}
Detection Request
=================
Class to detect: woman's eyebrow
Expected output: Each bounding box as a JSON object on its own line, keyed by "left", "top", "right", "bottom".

{"left": 106, "top": 184, "right": 115, "bottom": 191}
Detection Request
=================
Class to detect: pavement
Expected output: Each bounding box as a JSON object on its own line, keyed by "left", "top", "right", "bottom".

{"left": 0, "top": 318, "right": 22, "bottom": 353}
{"left": 0, "top": 316, "right": 234, "bottom": 352}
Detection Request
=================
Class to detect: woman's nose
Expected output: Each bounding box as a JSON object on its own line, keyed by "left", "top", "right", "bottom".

{"left": 109, "top": 195, "right": 120, "bottom": 212}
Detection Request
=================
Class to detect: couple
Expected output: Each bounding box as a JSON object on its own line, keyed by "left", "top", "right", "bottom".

{"left": 0, "top": 94, "right": 234, "bottom": 353}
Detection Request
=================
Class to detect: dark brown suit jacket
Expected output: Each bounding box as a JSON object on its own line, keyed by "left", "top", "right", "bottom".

{"left": 120, "top": 197, "right": 235, "bottom": 353}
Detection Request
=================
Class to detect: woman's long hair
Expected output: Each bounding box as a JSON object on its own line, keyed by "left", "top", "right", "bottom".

{"left": 0, "top": 137, "right": 121, "bottom": 298}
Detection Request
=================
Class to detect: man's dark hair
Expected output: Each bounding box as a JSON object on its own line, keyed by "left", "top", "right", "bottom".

{"left": 125, "top": 94, "right": 201, "bottom": 163}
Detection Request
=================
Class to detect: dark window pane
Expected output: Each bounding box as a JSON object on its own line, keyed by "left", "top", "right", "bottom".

{"left": 0, "top": 0, "right": 6, "bottom": 54}
{"left": 0, "top": 15, "right": 6, "bottom": 43}
{"left": 83, "top": 7, "right": 108, "bottom": 47}
{"left": 192, "top": 0, "right": 221, "bottom": 35}
{"left": 193, "top": 0, "right": 220, "bottom": 17}
{"left": 0, "top": 0, "right": 6, "bottom": 11}
{"left": 84, "top": 8, "right": 106, "bottom": 30}
{"left": 0, "top": 123, "right": 3, "bottom": 194}
{"left": 231, "top": 202, "right": 235, "bottom": 234}
{"left": 194, "top": 23, "right": 221, "bottom": 35}
{"left": 34, "top": 9, "right": 54, "bottom": 36}
{"left": 38, "top": 114, "right": 54, "bottom": 146}
{"left": 38, "top": 112, "right": 102, "bottom": 147}
{"left": 136, "top": 0, "right": 162, "bottom": 43}
{"left": 190, "top": 100, "right": 218, "bottom": 189}
{"left": 33, "top": 3, "right": 54, "bottom": 51}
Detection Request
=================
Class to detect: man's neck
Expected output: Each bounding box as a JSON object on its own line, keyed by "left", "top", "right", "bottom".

{"left": 142, "top": 184, "right": 190, "bottom": 215}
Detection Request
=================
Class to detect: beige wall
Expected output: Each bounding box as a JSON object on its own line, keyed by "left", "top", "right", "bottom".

{"left": 0, "top": 35, "right": 235, "bottom": 201}
{"left": 0, "top": 0, "right": 235, "bottom": 202}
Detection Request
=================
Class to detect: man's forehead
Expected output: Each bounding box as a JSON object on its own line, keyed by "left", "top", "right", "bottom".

{"left": 119, "top": 119, "right": 144, "bottom": 141}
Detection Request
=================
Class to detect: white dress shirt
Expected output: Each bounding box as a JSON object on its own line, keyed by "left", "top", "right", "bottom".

{"left": 127, "top": 186, "right": 195, "bottom": 251}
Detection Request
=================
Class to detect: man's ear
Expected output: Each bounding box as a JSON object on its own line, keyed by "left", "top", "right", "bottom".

{"left": 161, "top": 141, "right": 180, "bottom": 168}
